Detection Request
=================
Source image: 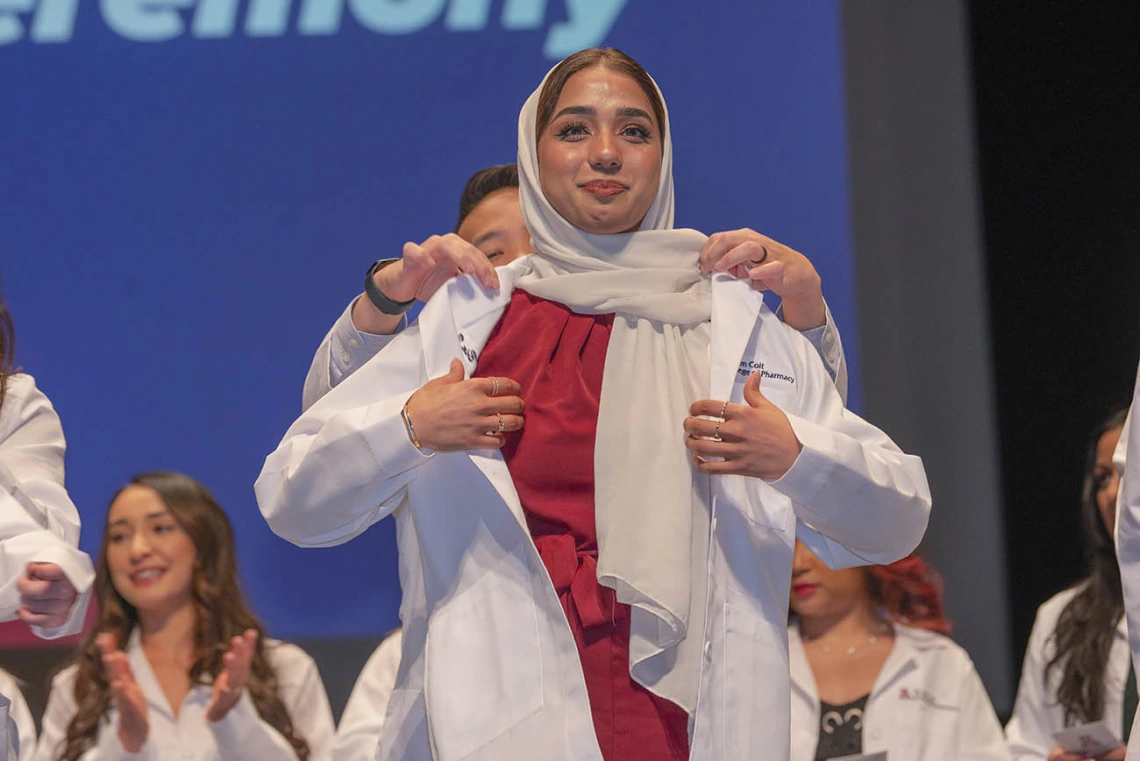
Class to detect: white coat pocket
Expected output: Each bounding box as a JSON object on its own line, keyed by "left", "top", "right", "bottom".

{"left": 717, "top": 472, "right": 792, "bottom": 534}
{"left": 424, "top": 543, "right": 544, "bottom": 761}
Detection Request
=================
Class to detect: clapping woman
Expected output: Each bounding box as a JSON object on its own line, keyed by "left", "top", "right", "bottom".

{"left": 34, "top": 472, "right": 334, "bottom": 761}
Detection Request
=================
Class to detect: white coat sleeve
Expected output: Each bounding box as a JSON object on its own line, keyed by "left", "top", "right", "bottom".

{"left": 0, "top": 375, "right": 94, "bottom": 638}
{"left": 211, "top": 643, "right": 335, "bottom": 761}
{"left": 777, "top": 300, "right": 848, "bottom": 406}
{"left": 955, "top": 656, "right": 1013, "bottom": 761}
{"left": 257, "top": 321, "right": 434, "bottom": 548}
{"left": 767, "top": 326, "right": 931, "bottom": 568}
{"left": 333, "top": 631, "right": 403, "bottom": 761}
{"left": 302, "top": 300, "right": 405, "bottom": 413}
{"left": 1003, "top": 605, "right": 1058, "bottom": 761}
{"left": 1118, "top": 360, "right": 1140, "bottom": 761}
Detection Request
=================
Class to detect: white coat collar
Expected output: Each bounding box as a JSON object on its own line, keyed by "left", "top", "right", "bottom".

{"left": 788, "top": 621, "right": 948, "bottom": 704}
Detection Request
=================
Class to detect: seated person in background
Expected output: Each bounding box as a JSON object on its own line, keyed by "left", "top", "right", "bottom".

{"left": 1006, "top": 409, "right": 1129, "bottom": 761}
{"left": 34, "top": 472, "right": 334, "bottom": 761}
{"left": 303, "top": 163, "right": 848, "bottom": 412}
{"left": 332, "top": 629, "right": 402, "bottom": 761}
{"left": 789, "top": 540, "right": 1008, "bottom": 761}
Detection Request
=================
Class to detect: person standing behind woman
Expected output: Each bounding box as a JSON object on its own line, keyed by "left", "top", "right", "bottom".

{"left": 0, "top": 289, "right": 95, "bottom": 759}
{"left": 1005, "top": 409, "right": 1130, "bottom": 761}
{"left": 789, "top": 541, "right": 1008, "bottom": 761}
{"left": 34, "top": 472, "right": 334, "bottom": 761}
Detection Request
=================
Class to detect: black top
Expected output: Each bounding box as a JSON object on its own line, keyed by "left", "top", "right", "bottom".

{"left": 814, "top": 693, "right": 870, "bottom": 761}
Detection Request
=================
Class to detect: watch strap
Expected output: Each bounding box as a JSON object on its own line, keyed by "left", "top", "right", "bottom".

{"left": 365, "top": 258, "right": 416, "bottom": 315}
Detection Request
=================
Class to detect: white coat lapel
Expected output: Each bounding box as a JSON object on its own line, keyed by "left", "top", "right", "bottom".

{"left": 424, "top": 259, "right": 534, "bottom": 530}
{"left": 710, "top": 275, "right": 763, "bottom": 402}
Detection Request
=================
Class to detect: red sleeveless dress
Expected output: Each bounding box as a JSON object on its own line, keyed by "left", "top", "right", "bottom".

{"left": 473, "top": 289, "right": 689, "bottom": 761}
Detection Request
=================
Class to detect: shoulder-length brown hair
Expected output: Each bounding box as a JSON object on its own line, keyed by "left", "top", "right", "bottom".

{"left": 55, "top": 472, "right": 310, "bottom": 761}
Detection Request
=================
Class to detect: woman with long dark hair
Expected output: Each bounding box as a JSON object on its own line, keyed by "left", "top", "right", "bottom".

{"left": 34, "top": 472, "right": 334, "bottom": 761}
{"left": 789, "top": 541, "right": 1008, "bottom": 760}
{"left": 1005, "top": 409, "right": 1130, "bottom": 761}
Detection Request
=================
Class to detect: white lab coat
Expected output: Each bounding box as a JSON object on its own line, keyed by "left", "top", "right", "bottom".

{"left": 256, "top": 257, "right": 931, "bottom": 761}
{"left": 789, "top": 623, "right": 1009, "bottom": 761}
{"left": 1005, "top": 586, "right": 1130, "bottom": 760}
{"left": 0, "top": 374, "right": 94, "bottom": 637}
{"left": 334, "top": 630, "right": 403, "bottom": 761}
{"left": 0, "top": 670, "right": 35, "bottom": 761}
{"left": 1116, "top": 357, "right": 1140, "bottom": 759}
{"left": 0, "top": 374, "right": 96, "bottom": 761}
{"left": 33, "top": 632, "right": 336, "bottom": 761}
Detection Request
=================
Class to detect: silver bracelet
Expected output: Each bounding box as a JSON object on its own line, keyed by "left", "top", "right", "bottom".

{"left": 400, "top": 403, "right": 422, "bottom": 448}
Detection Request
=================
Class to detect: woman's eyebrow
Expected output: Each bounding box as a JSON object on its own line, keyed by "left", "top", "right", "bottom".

{"left": 553, "top": 105, "right": 596, "bottom": 120}
{"left": 616, "top": 106, "right": 652, "bottom": 121}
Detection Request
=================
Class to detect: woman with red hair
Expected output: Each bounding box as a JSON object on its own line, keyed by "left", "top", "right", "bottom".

{"left": 788, "top": 540, "right": 1008, "bottom": 761}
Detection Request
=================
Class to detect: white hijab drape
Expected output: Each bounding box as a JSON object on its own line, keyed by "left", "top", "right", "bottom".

{"left": 514, "top": 64, "right": 711, "bottom": 712}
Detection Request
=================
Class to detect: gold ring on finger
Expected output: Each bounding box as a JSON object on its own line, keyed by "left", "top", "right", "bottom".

{"left": 718, "top": 401, "right": 728, "bottom": 419}
{"left": 497, "top": 413, "right": 505, "bottom": 433}
{"left": 713, "top": 421, "right": 722, "bottom": 441}
{"left": 489, "top": 376, "right": 500, "bottom": 396}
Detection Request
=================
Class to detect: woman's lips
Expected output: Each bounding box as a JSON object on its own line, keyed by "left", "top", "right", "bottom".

{"left": 791, "top": 583, "right": 818, "bottom": 598}
{"left": 129, "top": 568, "right": 167, "bottom": 587}
{"left": 579, "top": 181, "right": 627, "bottom": 198}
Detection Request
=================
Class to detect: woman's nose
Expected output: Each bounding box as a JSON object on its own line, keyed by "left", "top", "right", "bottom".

{"left": 792, "top": 541, "right": 811, "bottom": 574}
{"left": 129, "top": 533, "right": 151, "bottom": 559}
{"left": 589, "top": 134, "right": 620, "bottom": 172}
{"left": 1106, "top": 471, "right": 1121, "bottom": 509}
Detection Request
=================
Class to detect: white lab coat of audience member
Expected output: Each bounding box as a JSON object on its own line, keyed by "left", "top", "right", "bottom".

{"left": 0, "top": 670, "right": 35, "bottom": 761}
{"left": 256, "top": 254, "right": 931, "bottom": 761}
{"left": 33, "top": 634, "right": 336, "bottom": 761}
{"left": 790, "top": 622, "right": 1009, "bottom": 761}
{"left": 1004, "top": 586, "right": 1130, "bottom": 760}
{"left": 1, "top": 374, "right": 96, "bottom": 761}
{"left": 0, "top": 375, "right": 94, "bottom": 637}
{"left": 334, "top": 630, "right": 403, "bottom": 761}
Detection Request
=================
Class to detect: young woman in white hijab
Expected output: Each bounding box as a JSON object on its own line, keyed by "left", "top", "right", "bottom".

{"left": 256, "top": 48, "right": 931, "bottom": 761}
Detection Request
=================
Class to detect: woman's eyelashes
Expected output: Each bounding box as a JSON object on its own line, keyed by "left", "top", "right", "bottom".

{"left": 552, "top": 120, "right": 653, "bottom": 143}
{"left": 554, "top": 120, "right": 589, "bottom": 140}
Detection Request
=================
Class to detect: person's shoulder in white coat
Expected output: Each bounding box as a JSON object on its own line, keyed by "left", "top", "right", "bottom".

{"left": 790, "top": 623, "right": 1009, "bottom": 761}
{"left": 0, "top": 374, "right": 94, "bottom": 638}
{"left": 1005, "top": 584, "right": 1130, "bottom": 761}
{"left": 333, "top": 629, "right": 403, "bottom": 761}
{"left": 33, "top": 637, "right": 335, "bottom": 761}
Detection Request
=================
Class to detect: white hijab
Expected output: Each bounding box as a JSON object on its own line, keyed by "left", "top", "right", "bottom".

{"left": 514, "top": 61, "right": 711, "bottom": 712}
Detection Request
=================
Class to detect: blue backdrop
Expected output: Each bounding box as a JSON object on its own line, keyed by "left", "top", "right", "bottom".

{"left": 2, "top": 0, "right": 856, "bottom": 639}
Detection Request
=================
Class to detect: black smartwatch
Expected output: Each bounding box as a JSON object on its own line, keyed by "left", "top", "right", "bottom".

{"left": 364, "top": 258, "right": 416, "bottom": 315}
